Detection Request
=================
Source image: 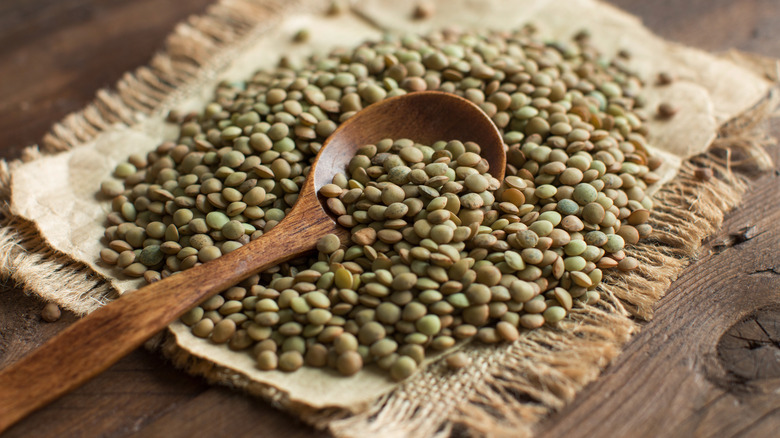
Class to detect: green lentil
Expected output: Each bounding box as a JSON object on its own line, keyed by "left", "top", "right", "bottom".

{"left": 573, "top": 183, "right": 599, "bottom": 205}
{"left": 603, "top": 234, "right": 625, "bottom": 253}
{"left": 206, "top": 211, "right": 230, "bottom": 230}
{"left": 563, "top": 256, "right": 587, "bottom": 271}
{"left": 390, "top": 356, "right": 417, "bottom": 381}
{"left": 192, "top": 318, "right": 214, "bottom": 338}
{"left": 415, "top": 314, "right": 441, "bottom": 336}
{"left": 278, "top": 351, "right": 304, "bottom": 372}
{"left": 337, "top": 350, "right": 363, "bottom": 376}
{"left": 317, "top": 234, "right": 341, "bottom": 254}
{"left": 535, "top": 184, "right": 557, "bottom": 199}
{"left": 211, "top": 319, "right": 237, "bottom": 343}
{"left": 257, "top": 350, "right": 278, "bottom": 370}
{"left": 564, "top": 240, "right": 588, "bottom": 256}
{"left": 543, "top": 306, "right": 566, "bottom": 323}
{"left": 222, "top": 220, "right": 245, "bottom": 240}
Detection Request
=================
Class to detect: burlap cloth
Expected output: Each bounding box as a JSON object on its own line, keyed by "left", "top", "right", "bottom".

{"left": 1, "top": 0, "right": 777, "bottom": 436}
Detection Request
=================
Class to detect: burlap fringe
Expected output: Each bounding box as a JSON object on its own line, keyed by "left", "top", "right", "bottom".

{"left": 0, "top": 0, "right": 776, "bottom": 436}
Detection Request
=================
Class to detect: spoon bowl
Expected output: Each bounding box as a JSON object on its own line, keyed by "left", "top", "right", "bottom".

{"left": 0, "top": 91, "right": 506, "bottom": 432}
{"left": 312, "top": 90, "right": 505, "bottom": 193}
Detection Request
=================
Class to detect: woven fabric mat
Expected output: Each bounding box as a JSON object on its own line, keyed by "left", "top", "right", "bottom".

{"left": 0, "top": 0, "right": 776, "bottom": 436}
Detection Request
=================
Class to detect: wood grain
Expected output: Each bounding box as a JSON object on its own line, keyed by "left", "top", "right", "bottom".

{"left": 0, "top": 1, "right": 778, "bottom": 437}
{"left": 0, "top": 0, "right": 214, "bottom": 160}
{"left": 609, "top": 0, "right": 780, "bottom": 57}
{"left": 718, "top": 306, "right": 780, "bottom": 381}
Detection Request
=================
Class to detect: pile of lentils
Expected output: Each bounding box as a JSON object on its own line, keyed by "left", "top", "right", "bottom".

{"left": 98, "top": 26, "right": 661, "bottom": 380}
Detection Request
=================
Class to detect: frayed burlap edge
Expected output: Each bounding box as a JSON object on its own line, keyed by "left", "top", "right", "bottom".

{"left": 0, "top": 0, "right": 777, "bottom": 436}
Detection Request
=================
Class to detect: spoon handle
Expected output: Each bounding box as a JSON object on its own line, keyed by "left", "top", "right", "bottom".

{"left": 0, "top": 205, "right": 341, "bottom": 433}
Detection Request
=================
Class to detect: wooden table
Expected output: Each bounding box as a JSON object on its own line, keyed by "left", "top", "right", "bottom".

{"left": 1, "top": 1, "right": 778, "bottom": 436}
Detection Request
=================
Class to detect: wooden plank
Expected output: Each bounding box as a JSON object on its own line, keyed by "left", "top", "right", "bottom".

{"left": 128, "top": 387, "right": 329, "bottom": 438}
{"left": 3, "top": 335, "right": 209, "bottom": 437}
{"left": 0, "top": 0, "right": 213, "bottom": 159}
{"left": 609, "top": 0, "right": 780, "bottom": 57}
{"left": 0, "top": 288, "right": 78, "bottom": 369}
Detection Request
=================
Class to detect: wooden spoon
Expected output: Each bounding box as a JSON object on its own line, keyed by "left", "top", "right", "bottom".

{"left": 0, "top": 90, "right": 505, "bottom": 432}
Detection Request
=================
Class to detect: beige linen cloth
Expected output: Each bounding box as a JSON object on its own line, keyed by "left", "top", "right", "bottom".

{"left": 1, "top": 0, "right": 776, "bottom": 436}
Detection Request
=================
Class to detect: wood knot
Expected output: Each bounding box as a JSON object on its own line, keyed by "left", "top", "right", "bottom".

{"left": 717, "top": 306, "right": 780, "bottom": 381}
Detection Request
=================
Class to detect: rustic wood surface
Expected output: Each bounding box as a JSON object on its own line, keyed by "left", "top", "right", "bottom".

{"left": 0, "top": 0, "right": 778, "bottom": 436}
